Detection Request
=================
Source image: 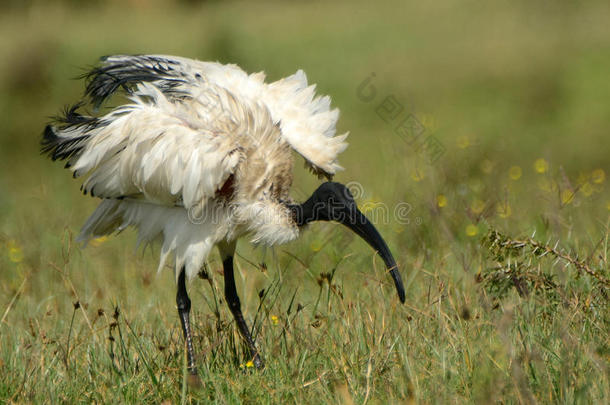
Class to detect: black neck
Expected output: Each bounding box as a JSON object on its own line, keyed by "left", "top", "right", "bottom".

{"left": 287, "top": 197, "right": 316, "bottom": 227}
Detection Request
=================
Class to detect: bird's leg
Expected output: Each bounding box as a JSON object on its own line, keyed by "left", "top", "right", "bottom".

{"left": 176, "top": 267, "right": 197, "bottom": 375}
{"left": 220, "top": 242, "right": 264, "bottom": 369}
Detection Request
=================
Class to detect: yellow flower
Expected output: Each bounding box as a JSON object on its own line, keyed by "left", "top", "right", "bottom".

{"left": 534, "top": 158, "right": 548, "bottom": 174}
{"left": 591, "top": 169, "right": 605, "bottom": 184}
{"left": 245, "top": 360, "right": 254, "bottom": 368}
{"left": 310, "top": 240, "right": 323, "bottom": 252}
{"left": 7, "top": 241, "right": 23, "bottom": 263}
{"left": 497, "top": 202, "right": 512, "bottom": 218}
{"left": 360, "top": 200, "right": 371, "bottom": 214}
{"left": 271, "top": 315, "right": 279, "bottom": 325}
{"left": 457, "top": 136, "right": 470, "bottom": 149}
{"left": 471, "top": 199, "right": 485, "bottom": 215}
{"left": 436, "top": 194, "right": 447, "bottom": 208}
{"left": 480, "top": 160, "right": 493, "bottom": 174}
{"left": 465, "top": 224, "right": 478, "bottom": 237}
{"left": 580, "top": 182, "right": 593, "bottom": 197}
{"left": 411, "top": 169, "right": 424, "bottom": 182}
{"left": 360, "top": 198, "right": 382, "bottom": 215}
{"left": 561, "top": 189, "right": 575, "bottom": 205}
{"left": 90, "top": 236, "right": 108, "bottom": 247}
{"left": 509, "top": 166, "right": 522, "bottom": 181}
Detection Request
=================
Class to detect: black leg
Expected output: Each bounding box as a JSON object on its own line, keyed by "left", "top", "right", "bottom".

{"left": 176, "top": 268, "right": 197, "bottom": 375}
{"left": 223, "top": 255, "right": 264, "bottom": 369}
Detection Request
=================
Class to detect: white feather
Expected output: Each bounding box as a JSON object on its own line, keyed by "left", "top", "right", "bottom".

{"left": 49, "top": 56, "right": 348, "bottom": 280}
{"left": 102, "top": 54, "right": 348, "bottom": 175}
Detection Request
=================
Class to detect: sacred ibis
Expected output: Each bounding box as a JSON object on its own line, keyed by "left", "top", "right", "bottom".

{"left": 42, "top": 55, "right": 405, "bottom": 374}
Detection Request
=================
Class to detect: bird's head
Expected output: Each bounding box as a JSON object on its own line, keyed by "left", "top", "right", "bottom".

{"left": 301, "top": 182, "right": 358, "bottom": 222}
{"left": 289, "top": 182, "right": 405, "bottom": 303}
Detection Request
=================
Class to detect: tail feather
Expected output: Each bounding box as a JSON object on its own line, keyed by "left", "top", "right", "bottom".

{"left": 76, "top": 199, "right": 123, "bottom": 244}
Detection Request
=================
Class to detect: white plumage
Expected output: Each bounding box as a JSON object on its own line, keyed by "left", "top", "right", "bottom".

{"left": 44, "top": 55, "right": 403, "bottom": 373}
{"left": 44, "top": 55, "right": 347, "bottom": 281}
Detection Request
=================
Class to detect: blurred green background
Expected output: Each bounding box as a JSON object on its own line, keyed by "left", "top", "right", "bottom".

{"left": 1, "top": 0, "right": 609, "bottom": 403}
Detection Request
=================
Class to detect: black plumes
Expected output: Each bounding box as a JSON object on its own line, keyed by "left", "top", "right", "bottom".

{"left": 83, "top": 55, "right": 187, "bottom": 108}
{"left": 42, "top": 55, "right": 189, "bottom": 169}
{"left": 41, "top": 103, "right": 102, "bottom": 162}
{"left": 40, "top": 125, "right": 87, "bottom": 162}
{"left": 54, "top": 103, "right": 101, "bottom": 129}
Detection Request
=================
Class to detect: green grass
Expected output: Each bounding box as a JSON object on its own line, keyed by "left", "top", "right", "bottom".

{"left": 1, "top": 0, "right": 609, "bottom": 403}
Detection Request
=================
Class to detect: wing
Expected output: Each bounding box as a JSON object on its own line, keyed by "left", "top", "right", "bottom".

{"left": 42, "top": 81, "right": 258, "bottom": 211}
{"left": 82, "top": 54, "right": 348, "bottom": 178}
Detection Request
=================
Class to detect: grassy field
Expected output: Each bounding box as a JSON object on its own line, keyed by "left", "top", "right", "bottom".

{"left": 1, "top": 0, "right": 609, "bottom": 403}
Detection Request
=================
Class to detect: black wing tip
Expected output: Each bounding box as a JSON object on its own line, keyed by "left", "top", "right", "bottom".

{"left": 40, "top": 124, "right": 68, "bottom": 162}
{"left": 50, "top": 102, "right": 101, "bottom": 129}
{"left": 41, "top": 102, "right": 97, "bottom": 162}
{"left": 56, "top": 102, "right": 85, "bottom": 122}
{"left": 41, "top": 125, "right": 59, "bottom": 157}
{"left": 83, "top": 54, "right": 187, "bottom": 107}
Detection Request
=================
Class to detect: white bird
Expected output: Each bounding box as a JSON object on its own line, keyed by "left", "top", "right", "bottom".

{"left": 42, "top": 55, "right": 404, "bottom": 374}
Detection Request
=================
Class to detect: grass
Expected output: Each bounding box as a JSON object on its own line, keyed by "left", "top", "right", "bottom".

{"left": 1, "top": 0, "right": 609, "bottom": 403}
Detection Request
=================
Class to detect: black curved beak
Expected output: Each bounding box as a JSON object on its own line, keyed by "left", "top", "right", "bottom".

{"left": 340, "top": 208, "right": 406, "bottom": 303}
{"left": 288, "top": 181, "right": 406, "bottom": 303}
